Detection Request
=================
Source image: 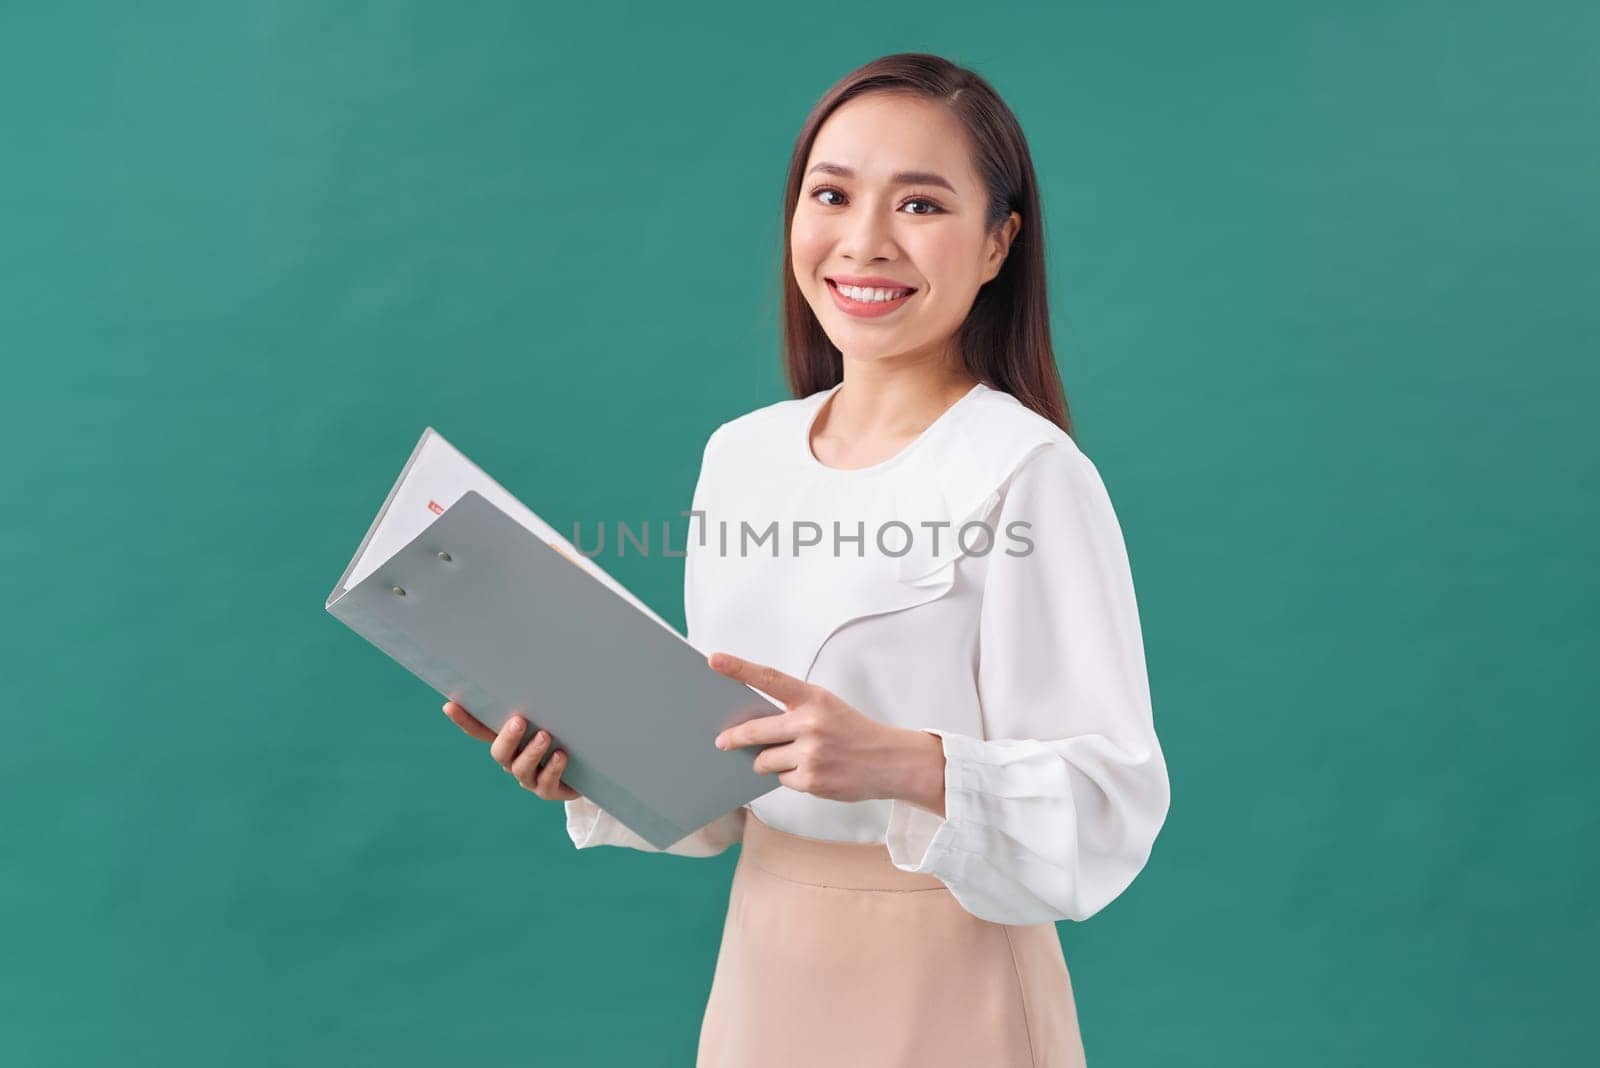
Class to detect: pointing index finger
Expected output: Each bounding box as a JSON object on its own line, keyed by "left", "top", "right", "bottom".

{"left": 707, "top": 651, "right": 810, "bottom": 707}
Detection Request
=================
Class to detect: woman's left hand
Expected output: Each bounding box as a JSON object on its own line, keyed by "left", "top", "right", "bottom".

{"left": 708, "top": 651, "right": 945, "bottom": 811}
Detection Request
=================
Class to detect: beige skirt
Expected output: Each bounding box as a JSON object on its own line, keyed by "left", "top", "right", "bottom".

{"left": 697, "top": 810, "right": 1087, "bottom": 1068}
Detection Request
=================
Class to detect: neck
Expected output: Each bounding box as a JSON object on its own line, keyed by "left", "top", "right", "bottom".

{"left": 827, "top": 357, "right": 980, "bottom": 440}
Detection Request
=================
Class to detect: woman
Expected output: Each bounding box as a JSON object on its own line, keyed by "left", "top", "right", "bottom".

{"left": 443, "top": 52, "right": 1169, "bottom": 1067}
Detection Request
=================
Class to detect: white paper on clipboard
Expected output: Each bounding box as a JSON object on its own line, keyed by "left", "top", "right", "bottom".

{"left": 340, "top": 427, "right": 678, "bottom": 637}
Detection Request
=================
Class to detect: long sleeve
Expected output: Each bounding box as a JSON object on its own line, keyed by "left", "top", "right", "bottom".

{"left": 562, "top": 424, "right": 748, "bottom": 857}
{"left": 883, "top": 441, "right": 1170, "bottom": 924}
{"left": 564, "top": 794, "right": 747, "bottom": 856}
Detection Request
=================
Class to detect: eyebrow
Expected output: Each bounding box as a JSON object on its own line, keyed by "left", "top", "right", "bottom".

{"left": 805, "top": 161, "right": 959, "bottom": 195}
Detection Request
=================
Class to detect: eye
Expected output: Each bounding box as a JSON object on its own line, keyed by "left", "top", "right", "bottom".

{"left": 805, "top": 186, "right": 947, "bottom": 215}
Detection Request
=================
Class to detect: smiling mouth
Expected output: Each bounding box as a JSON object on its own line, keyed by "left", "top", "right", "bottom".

{"left": 825, "top": 278, "right": 918, "bottom": 302}
{"left": 824, "top": 278, "right": 918, "bottom": 320}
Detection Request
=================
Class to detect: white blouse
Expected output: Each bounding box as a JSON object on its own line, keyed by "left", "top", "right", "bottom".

{"left": 564, "top": 380, "right": 1170, "bottom": 925}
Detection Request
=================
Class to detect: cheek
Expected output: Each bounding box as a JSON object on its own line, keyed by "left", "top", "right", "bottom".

{"left": 915, "top": 230, "right": 978, "bottom": 285}
{"left": 790, "top": 216, "right": 827, "bottom": 272}
{"left": 908, "top": 231, "right": 983, "bottom": 312}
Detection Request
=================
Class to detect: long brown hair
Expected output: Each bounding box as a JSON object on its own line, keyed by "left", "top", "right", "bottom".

{"left": 778, "top": 52, "right": 1072, "bottom": 436}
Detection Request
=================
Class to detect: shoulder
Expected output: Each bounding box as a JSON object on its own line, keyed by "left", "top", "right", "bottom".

{"left": 709, "top": 392, "right": 814, "bottom": 449}
{"left": 963, "top": 387, "right": 1077, "bottom": 460}
{"left": 938, "top": 386, "right": 1103, "bottom": 502}
{"left": 951, "top": 390, "right": 1122, "bottom": 524}
{"left": 695, "top": 389, "right": 822, "bottom": 473}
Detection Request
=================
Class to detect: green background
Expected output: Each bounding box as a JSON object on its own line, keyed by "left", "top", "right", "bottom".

{"left": 3, "top": 1, "right": 1594, "bottom": 1064}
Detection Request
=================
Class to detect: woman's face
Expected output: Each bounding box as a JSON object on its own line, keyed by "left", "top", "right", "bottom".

{"left": 791, "top": 91, "right": 1020, "bottom": 369}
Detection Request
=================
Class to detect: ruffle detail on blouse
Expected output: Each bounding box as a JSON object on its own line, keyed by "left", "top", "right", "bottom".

{"left": 889, "top": 391, "right": 1070, "bottom": 589}
{"left": 792, "top": 389, "right": 1070, "bottom": 680}
{"left": 688, "top": 384, "right": 1072, "bottom": 688}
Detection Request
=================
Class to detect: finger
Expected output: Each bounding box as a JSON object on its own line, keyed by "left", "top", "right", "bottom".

{"left": 443, "top": 701, "right": 497, "bottom": 743}
{"left": 489, "top": 715, "right": 529, "bottom": 769}
{"left": 509, "top": 728, "right": 551, "bottom": 789}
{"left": 750, "top": 740, "right": 801, "bottom": 777}
{"left": 443, "top": 700, "right": 497, "bottom": 742}
{"left": 707, "top": 652, "right": 812, "bottom": 707}
{"left": 715, "top": 708, "right": 801, "bottom": 752}
{"left": 534, "top": 748, "right": 570, "bottom": 799}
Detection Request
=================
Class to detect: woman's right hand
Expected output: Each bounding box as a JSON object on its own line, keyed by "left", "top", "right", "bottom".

{"left": 442, "top": 700, "right": 584, "bottom": 801}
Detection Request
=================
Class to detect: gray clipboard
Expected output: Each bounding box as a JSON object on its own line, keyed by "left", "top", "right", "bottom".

{"left": 326, "top": 487, "right": 782, "bottom": 850}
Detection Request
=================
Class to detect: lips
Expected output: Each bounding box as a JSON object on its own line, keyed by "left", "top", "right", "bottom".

{"left": 825, "top": 277, "right": 917, "bottom": 319}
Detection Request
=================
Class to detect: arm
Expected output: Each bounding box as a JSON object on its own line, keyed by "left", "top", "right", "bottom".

{"left": 883, "top": 442, "right": 1171, "bottom": 924}
{"left": 562, "top": 424, "right": 747, "bottom": 858}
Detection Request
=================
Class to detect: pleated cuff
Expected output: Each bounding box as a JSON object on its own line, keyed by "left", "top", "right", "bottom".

{"left": 564, "top": 797, "right": 599, "bottom": 848}
{"left": 564, "top": 796, "right": 639, "bottom": 850}
{"left": 885, "top": 727, "right": 974, "bottom": 875}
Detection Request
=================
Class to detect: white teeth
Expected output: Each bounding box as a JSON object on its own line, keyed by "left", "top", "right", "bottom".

{"left": 837, "top": 283, "right": 911, "bottom": 303}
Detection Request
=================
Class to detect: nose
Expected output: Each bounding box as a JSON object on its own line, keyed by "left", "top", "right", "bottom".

{"left": 837, "top": 195, "right": 899, "bottom": 264}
